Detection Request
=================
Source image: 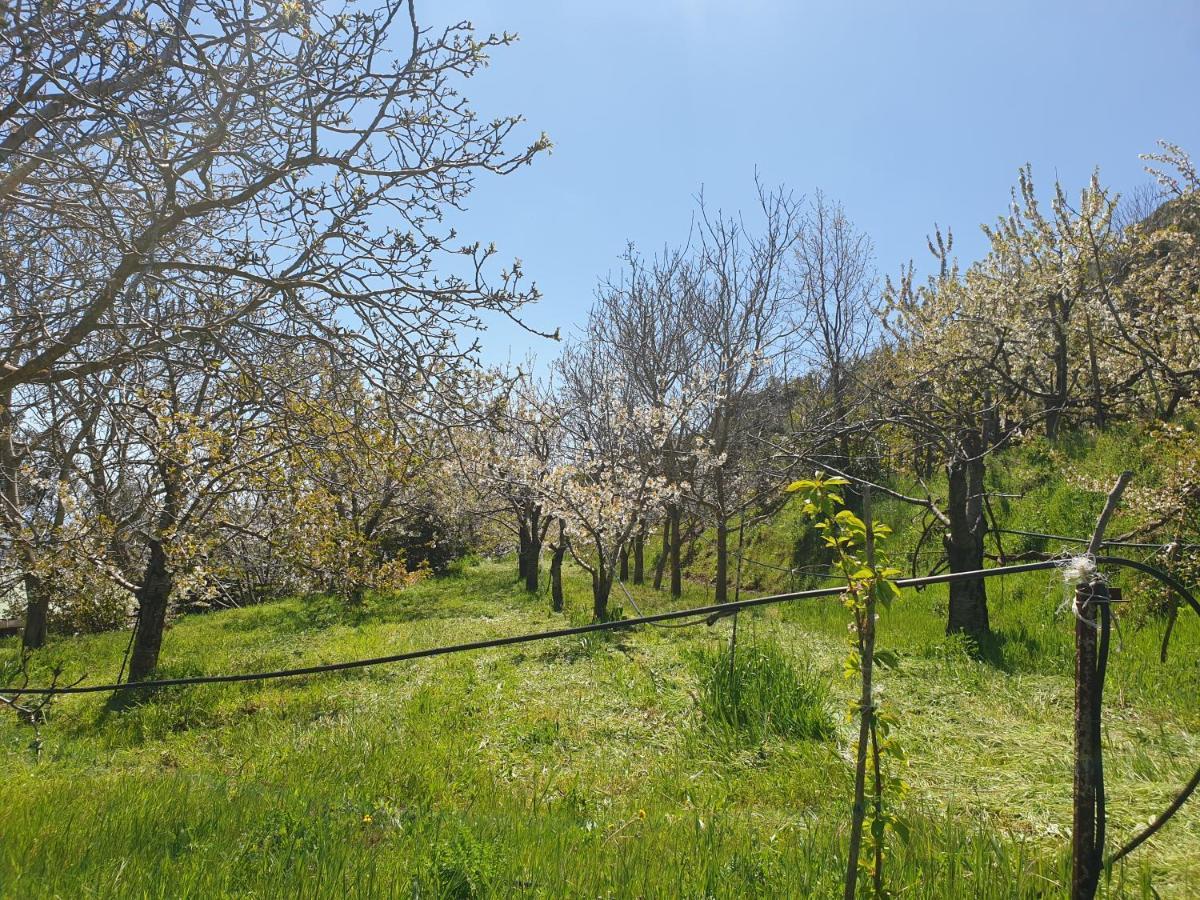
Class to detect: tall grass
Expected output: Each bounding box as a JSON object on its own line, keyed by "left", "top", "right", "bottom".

{"left": 693, "top": 638, "right": 834, "bottom": 744}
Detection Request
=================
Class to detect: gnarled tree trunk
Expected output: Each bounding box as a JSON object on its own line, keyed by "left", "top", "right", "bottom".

{"left": 128, "top": 539, "right": 174, "bottom": 683}
{"left": 653, "top": 518, "right": 669, "bottom": 590}
{"left": 944, "top": 433, "right": 989, "bottom": 638}
{"left": 592, "top": 563, "right": 613, "bottom": 621}
{"left": 21, "top": 573, "right": 48, "bottom": 649}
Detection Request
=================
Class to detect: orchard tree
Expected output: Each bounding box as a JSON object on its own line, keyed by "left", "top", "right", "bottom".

{"left": 1095, "top": 143, "right": 1200, "bottom": 418}
{"left": 690, "top": 183, "right": 806, "bottom": 603}
{"left": 585, "top": 246, "right": 701, "bottom": 595}
{"left": 793, "top": 190, "right": 878, "bottom": 470}
{"left": 975, "top": 167, "right": 1126, "bottom": 437}
{"left": 547, "top": 345, "right": 714, "bottom": 620}
{"left": 0, "top": 0, "right": 549, "bottom": 393}
{"left": 880, "top": 229, "right": 1015, "bottom": 637}
{"left": 1, "top": 0, "right": 550, "bottom": 623}
{"left": 271, "top": 368, "right": 440, "bottom": 605}
{"left": 474, "top": 371, "right": 561, "bottom": 593}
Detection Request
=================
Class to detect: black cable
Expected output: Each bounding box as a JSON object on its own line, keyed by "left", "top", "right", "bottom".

{"left": 614, "top": 578, "right": 712, "bottom": 630}
{"left": 1000, "top": 529, "right": 1200, "bottom": 552}
{"left": 1, "top": 560, "right": 1062, "bottom": 697}
{"left": 1093, "top": 555, "right": 1200, "bottom": 868}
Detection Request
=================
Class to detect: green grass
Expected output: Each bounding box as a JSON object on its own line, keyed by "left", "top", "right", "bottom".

{"left": 1, "top": 557, "right": 1196, "bottom": 897}
{"left": 1, "top": 429, "right": 1199, "bottom": 897}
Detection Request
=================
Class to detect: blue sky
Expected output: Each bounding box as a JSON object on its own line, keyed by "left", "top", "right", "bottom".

{"left": 434, "top": 0, "right": 1200, "bottom": 368}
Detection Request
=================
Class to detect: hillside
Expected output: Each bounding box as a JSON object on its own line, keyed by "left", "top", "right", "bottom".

{"left": 1, "top": 434, "right": 1198, "bottom": 898}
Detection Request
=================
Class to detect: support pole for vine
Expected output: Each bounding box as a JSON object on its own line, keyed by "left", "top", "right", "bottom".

{"left": 1072, "top": 471, "right": 1132, "bottom": 900}
{"left": 844, "top": 485, "right": 876, "bottom": 900}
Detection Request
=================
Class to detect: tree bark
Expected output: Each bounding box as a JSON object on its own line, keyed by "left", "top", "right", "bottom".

{"left": 21, "top": 572, "right": 48, "bottom": 649}
{"left": 669, "top": 506, "right": 683, "bottom": 599}
{"left": 592, "top": 564, "right": 612, "bottom": 621}
{"left": 632, "top": 523, "right": 645, "bottom": 585}
{"left": 715, "top": 516, "right": 729, "bottom": 604}
{"left": 127, "top": 539, "right": 174, "bottom": 683}
{"left": 944, "top": 435, "right": 989, "bottom": 638}
{"left": 524, "top": 534, "right": 541, "bottom": 593}
{"left": 517, "top": 518, "right": 531, "bottom": 583}
{"left": 550, "top": 536, "right": 565, "bottom": 613}
{"left": 652, "top": 518, "right": 669, "bottom": 590}
{"left": 618, "top": 544, "right": 629, "bottom": 582}
{"left": 522, "top": 504, "right": 543, "bottom": 593}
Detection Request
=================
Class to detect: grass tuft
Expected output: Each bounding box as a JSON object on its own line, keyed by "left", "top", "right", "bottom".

{"left": 693, "top": 638, "right": 835, "bottom": 744}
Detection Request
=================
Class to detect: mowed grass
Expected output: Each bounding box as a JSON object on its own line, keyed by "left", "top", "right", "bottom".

{"left": 1, "top": 550, "right": 1197, "bottom": 898}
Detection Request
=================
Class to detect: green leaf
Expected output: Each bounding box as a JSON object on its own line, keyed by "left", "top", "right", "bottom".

{"left": 785, "top": 479, "right": 816, "bottom": 493}
{"left": 834, "top": 510, "right": 867, "bottom": 533}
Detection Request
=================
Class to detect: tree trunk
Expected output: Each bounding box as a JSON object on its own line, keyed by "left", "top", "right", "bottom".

{"left": 1085, "top": 317, "right": 1106, "bottom": 429}
{"left": 632, "top": 524, "right": 645, "bottom": 585}
{"left": 669, "top": 506, "right": 682, "bottom": 599}
{"left": 832, "top": 362, "right": 851, "bottom": 466}
{"left": 21, "top": 572, "right": 49, "bottom": 649}
{"left": 592, "top": 565, "right": 612, "bottom": 621}
{"left": 550, "top": 537, "right": 565, "bottom": 613}
{"left": 1046, "top": 291, "right": 1071, "bottom": 442}
{"left": 517, "top": 518, "right": 531, "bottom": 582}
{"left": 715, "top": 517, "right": 729, "bottom": 604}
{"left": 0, "top": 388, "right": 45, "bottom": 650}
{"left": 524, "top": 505, "right": 544, "bottom": 593}
{"left": 524, "top": 534, "right": 541, "bottom": 594}
{"left": 128, "top": 540, "right": 175, "bottom": 683}
{"left": 944, "top": 436, "right": 989, "bottom": 638}
{"left": 714, "top": 475, "right": 729, "bottom": 603}
{"left": 618, "top": 544, "right": 629, "bottom": 582}
{"left": 653, "top": 518, "right": 669, "bottom": 590}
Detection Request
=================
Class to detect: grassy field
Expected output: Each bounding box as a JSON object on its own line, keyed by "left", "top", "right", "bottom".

{"left": 0, "top": 553, "right": 1197, "bottom": 898}
{"left": 1, "top": 431, "right": 1199, "bottom": 897}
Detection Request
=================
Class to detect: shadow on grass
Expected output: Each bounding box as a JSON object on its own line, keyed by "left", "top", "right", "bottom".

{"left": 936, "top": 624, "right": 1056, "bottom": 676}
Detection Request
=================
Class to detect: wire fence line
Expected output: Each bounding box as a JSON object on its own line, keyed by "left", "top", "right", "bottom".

{"left": 999, "top": 529, "right": 1200, "bottom": 552}
{"left": 2, "top": 561, "right": 1067, "bottom": 697}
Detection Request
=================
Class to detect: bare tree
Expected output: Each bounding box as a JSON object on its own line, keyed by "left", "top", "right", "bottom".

{"left": 586, "top": 245, "right": 698, "bottom": 595}
{"left": 690, "top": 182, "right": 805, "bottom": 603}
{"left": 794, "top": 190, "right": 878, "bottom": 469}
{"left": 1, "top": 0, "right": 549, "bottom": 396}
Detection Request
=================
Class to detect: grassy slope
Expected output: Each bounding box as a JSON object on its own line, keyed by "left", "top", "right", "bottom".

{"left": 1, "top": 431, "right": 1199, "bottom": 898}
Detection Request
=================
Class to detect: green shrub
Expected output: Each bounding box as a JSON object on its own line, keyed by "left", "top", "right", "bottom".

{"left": 694, "top": 639, "right": 833, "bottom": 743}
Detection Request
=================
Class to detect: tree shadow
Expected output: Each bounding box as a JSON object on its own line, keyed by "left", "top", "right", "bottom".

{"left": 965, "top": 625, "right": 1049, "bottom": 674}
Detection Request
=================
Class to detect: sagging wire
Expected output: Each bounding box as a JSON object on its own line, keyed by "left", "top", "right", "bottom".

{"left": 1, "top": 560, "right": 1066, "bottom": 698}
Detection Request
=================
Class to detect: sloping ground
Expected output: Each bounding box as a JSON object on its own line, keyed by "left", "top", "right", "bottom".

{"left": 1, "top": 546, "right": 1197, "bottom": 897}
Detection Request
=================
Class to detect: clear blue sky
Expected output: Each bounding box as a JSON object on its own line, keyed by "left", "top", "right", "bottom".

{"left": 434, "top": 0, "right": 1200, "bottom": 367}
